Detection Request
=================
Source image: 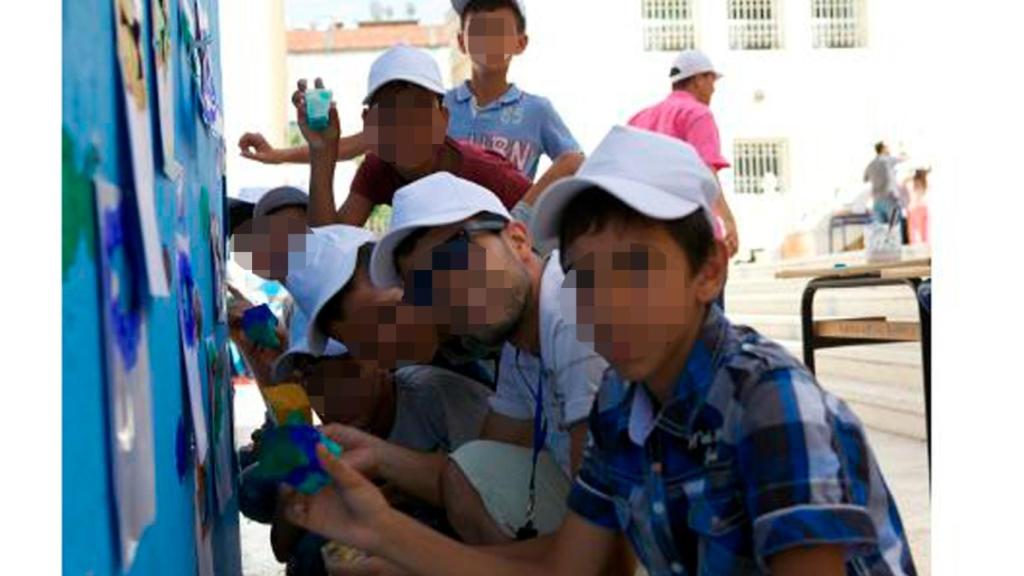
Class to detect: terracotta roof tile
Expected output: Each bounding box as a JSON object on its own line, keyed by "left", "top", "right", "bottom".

{"left": 287, "top": 23, "right": 452, "bottom": 54}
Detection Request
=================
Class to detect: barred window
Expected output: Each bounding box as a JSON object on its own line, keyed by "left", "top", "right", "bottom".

{"left": 733, "top": 140, "right": 787, "bottom": 195}
{"left": 727, "top": 0, "right": 782, "bottom": 50}
{"left": 641, "top": 0, "right": 696, "bottom": 52}
{"left": 812, "top": 0, "right": 865, "bottom": 48}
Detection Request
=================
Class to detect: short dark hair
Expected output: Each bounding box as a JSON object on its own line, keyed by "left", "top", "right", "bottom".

{"left": 315, "top": 242, "right": 375, "bottom": 334}
{"left": 557, "top": 188, "right": 715, "bottom": 275}
{"left": 460, "top": 0, "right": 526, "bottom": 34}
{"left": 875, "top": 141, "right": 886, "bottom": 154}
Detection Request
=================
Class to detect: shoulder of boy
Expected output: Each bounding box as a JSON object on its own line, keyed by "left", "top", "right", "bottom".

{"left": 729, "top": 326, "right": 815, "bottom": 389}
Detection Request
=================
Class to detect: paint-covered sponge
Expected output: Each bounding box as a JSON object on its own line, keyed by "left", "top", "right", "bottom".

{"left": 252, "top": 423, "right": 344, "bottom": 494}
{"left": 263, "top": 383, "right": 312, "bottom": 426}
{"left": 242, "top": 304, "right": 280, "bottom": 348}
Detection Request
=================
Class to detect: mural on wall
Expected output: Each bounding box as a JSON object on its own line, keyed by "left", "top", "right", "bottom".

{"left": 151, "top": 0, "right": 182, "bottom": 179}
{"left": 65, "top": 0, "right": 240, "bottom": 572}
{"left": 114, "top": 0, "right": 169, "bottom": 296}
{"left": 94, "top": 177, "right": 157, "bottom": 571}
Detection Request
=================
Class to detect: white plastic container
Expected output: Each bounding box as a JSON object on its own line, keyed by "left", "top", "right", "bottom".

{"left": 865, "top": 222, "right": 902, "bottom": 264}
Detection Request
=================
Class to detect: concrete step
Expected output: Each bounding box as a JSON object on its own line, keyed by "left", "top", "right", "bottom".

{"left": 746, "top": 329, "right": 923, "bottom": 390}
{"left": 830, "top": 391, "right": 927, "bottom": 440}
{"left": 725, "top": 289, "right": 920, "bottom": 318}
{"left": 731, "top": 313, "right": 805, "bottom": 342}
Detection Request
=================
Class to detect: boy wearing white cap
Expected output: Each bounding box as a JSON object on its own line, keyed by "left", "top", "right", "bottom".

{"left": 291, "top": 45, "right": 533, "bottom": 229}
{"left": 244, "top": 225, "right": 495, "bottom": 573}
{"left": 297, "top": 171, "right": 609, "bottom": 550}
{"left": 629, "top": 49, "right": 740, "bottom": 261}
{"left": 281, "top": 127, "right": 917, "bottom": 576}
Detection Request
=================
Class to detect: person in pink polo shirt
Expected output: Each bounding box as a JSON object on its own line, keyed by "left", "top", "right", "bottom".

{"left": 628, "top": 49, "right": 739, "bottom": 260}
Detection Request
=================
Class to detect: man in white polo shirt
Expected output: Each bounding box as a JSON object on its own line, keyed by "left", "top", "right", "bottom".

{"left": 313, "top": 172, "right": 606, "bottom": 546}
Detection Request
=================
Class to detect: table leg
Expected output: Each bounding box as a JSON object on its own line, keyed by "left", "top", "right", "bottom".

{"left": 916, "top": 281, "right": 931, "bottom": 482}
{"left": 800, "top": 281, "right": 819, "bottom": 373}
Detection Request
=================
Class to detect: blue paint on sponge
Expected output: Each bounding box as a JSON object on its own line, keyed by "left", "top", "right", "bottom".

{"left": 241, "top": 304, "right": 280, "bottom": 348}
{"left": 252, "top": 423, "right": 344, "bottom": 495}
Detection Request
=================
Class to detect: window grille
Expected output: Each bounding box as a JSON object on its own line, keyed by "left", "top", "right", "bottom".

{"left": 728, "top": 0, "right": 782, "bottom": 50}
{"left": 642, "top": 0, "right": 696, "bottom": 52}
{"left": 812, "top": 0, "right": 865, "bottom": 48}
{"left": 733, "top": 140, "right": 788, "bottom": 195}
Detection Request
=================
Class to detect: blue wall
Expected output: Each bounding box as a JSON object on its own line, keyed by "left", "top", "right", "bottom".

{"left": 63, "top": 0, "right": 241, "bottom": 574}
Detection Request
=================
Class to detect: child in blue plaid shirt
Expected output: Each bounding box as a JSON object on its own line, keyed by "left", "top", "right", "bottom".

{"left": 280, "top": 126, "right": 917, "bottom": 576}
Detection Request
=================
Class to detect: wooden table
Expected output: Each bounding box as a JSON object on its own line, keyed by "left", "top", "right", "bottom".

{"left": 776, "top": 258, "right": 931, "bottom": 474}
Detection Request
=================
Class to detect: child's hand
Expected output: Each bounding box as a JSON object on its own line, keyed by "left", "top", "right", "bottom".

{"left": 282, "top": 443, "right": 391, "bottom": 553}
{"left": 238, "top": 132, "right": 283, "bottom": 164}
{"left": 320, "top": 423, "right": 384, "bottom": 478}
{"left": 292, "top": 78, "right": 341, "bottom": 155}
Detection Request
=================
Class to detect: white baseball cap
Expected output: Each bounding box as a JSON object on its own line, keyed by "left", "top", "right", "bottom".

{"left": 531, "top": 125, "right": 719, "bottom": 245}
{"left": 451, "top": 0, "right": 526, "bottom": 20}
{"left": 669, "top": 49, "right": 722, "bottom": 83}
{"left": 364, "top": 44, "right": 446, "bottom": 105}
{"left": 370, "top": 172, "right": 511, "bottom": 288}
{"left": 285, "top": 225, "right": 377, "bottom": 355}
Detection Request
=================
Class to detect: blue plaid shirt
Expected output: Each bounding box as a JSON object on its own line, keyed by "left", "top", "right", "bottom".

{"left": 567, "top": 306, "right": 916, "bottom": 575}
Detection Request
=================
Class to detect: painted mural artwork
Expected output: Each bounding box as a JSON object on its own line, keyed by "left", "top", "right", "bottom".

{"left": 94, "top": 177, "right": 157, "bottom": 571}
{"left": 113, "top": 0, "right": 170, "bottom": 296}
{"left": 206, "top": 337, "right": 235, "bottom": 513}
{"left": 176, "top": 232, "right": 210, "bottom": 464}
{"left": 152, "top": 0, "right": 182, "bottom": 179}
{"left": 195, "top": 0, "right": 221, "bottom": 131}
{"left": 209, "top": 191, "right": 228, "bottom": 324}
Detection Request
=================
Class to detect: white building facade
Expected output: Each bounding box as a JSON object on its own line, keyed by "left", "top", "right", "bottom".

{"left": 514, "top": 0, "right": 937, "bottom": 256}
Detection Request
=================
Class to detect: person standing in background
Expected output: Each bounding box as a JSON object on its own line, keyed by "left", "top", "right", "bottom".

{"left": 864, "top": 141, "right": 908, "bottom": 226}
{"left": 627, "top": 49, "right": 739, "bottom": 308}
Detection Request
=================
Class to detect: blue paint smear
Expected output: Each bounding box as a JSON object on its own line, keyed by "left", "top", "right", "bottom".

{"left": 177, "top": 250, "right": 197, "bottom": 348}
{"left": 103, "top": 207, "right": 143, "bottom": 370}
{"left": 175, "top": 417, "right": 189, "bottom": 482}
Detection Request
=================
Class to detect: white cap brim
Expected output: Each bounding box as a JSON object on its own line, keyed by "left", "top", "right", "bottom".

{"left": 305, "top": 252, "right": 361, "bottom": 356}
{"left": 531, "top": 174, "right": 710, "bottom": 245}
{"left": 669, "top": 69, "right": 723, "bottom": 83}
{"left": 370, "top": 206, "right": 492, "bottom": 288}
{"left": 363, "top": 72, "right": 446, "bottom": 105}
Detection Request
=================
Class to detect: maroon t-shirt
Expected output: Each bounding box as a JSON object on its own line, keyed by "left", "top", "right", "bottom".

{"left": 350, "top": 137, "right": 531, "bottom": 209}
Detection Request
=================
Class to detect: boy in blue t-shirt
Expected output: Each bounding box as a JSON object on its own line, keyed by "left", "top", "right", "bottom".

{"left": 447, "top": 0, "right": 583, "bottom": 205}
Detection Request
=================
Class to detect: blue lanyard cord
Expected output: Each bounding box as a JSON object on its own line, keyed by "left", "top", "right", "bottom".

{"left": 515, "top": 349, "right": 547, "bottom": 539}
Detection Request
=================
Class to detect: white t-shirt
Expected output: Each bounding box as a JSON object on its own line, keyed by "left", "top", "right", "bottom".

{"left": 488, "top": 252, "right": 607, "bottom": 475}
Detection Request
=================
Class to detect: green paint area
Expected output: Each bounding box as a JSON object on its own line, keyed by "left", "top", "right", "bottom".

{"left": 199, "top": 185, "right": 211, "bottom": 240}
{"left": 62, "top": 129, "right": 97, "bottom": 278}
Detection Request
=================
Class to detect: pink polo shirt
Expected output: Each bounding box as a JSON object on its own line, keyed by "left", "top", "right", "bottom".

{"left": 628, "top": 90, "right": 731, "bottom": 172}
{"left": 628, "top": 91, "right": 730, "bottom": 238}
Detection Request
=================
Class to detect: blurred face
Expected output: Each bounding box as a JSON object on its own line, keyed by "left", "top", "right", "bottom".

{"left": 323, "top": 267, "right": 438, "bottom": 370}
{"left": 302, "top": 357, "right": 392, "bottom": 433}
{"left": 396, "top": 218, "right": 533, "bottom": 347}
{"left": 230, "top": 207, "right": 308, "bottom": 281}
{"left": 691, "top": 72, "right": 717, "bottom": 105}
{"left": 562, "top": 217, "right": 724, "bottom": 384}
{"left": 458, "top": 8, "right": 527, "bottom": 73}
{"left": 362, "top": 83, "right": 448, "bottom": 172}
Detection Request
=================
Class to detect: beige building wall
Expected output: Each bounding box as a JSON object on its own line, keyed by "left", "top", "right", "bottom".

{"left": 220, "top": 0, "right": 288, "bottom": 197}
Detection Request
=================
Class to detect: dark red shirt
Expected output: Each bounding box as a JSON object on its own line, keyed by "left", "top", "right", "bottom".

{"left": 350, "top": 137, "right": 531, "bottom": 209}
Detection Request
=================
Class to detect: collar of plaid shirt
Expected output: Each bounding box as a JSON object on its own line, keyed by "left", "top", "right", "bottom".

{"left": 623, "top": 304, "right": 730, "bottom": 446}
